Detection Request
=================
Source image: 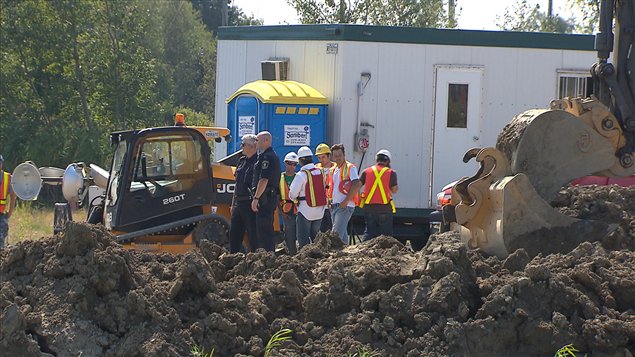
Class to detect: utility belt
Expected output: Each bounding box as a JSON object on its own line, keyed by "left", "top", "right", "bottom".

{"left": 234, "top": 195, "right": 252, "bottom": 202}
{"left": 249, "top": 186, "right": 279, "bottom": 205}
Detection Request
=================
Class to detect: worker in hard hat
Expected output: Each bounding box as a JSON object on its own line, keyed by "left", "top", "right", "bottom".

{"left": 0, "top": 153, "right": 17, "bottom": 248}
{"left": 279, "top": 152, "right": 299, "bottom": 255}
{"left": 329, "top": 143, "right": 361, "bottom": 245}
{"left": 289, "top": 146, "right": 328, "bottom": 249}
{"left": 359, "top": 149, "right": 399, "bottom": 241}
{"left": 315, "top": 143, "right": 335, "bottom": 233}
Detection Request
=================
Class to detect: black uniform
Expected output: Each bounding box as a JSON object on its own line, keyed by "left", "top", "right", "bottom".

{"left": 252, "top": 146, "right": 281, "bottom": 251}
{"left": 229, "top": 154, "right": 258, "bottom": 253}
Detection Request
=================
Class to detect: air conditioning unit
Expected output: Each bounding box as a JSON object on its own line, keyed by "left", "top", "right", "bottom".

{"left": 261, "top": 60, "right": 289, "bottom": 81}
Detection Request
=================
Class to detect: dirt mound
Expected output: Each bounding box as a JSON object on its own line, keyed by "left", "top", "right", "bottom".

{"left": 1, "top": 185, "right": 634, "bottom": 356}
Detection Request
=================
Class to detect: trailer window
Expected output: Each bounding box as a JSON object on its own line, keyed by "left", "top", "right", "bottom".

{"left": 447, "top": 83, "right": 468, "bottom": 128}
{"left": 557, "top": 72, "right": 592, "bottom": 99}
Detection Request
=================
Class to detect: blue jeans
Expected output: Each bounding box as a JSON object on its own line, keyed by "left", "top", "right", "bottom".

{"left": 282, "top": 212, "right": 297, "bottom": 255}
{"left": 319, "top": 208, "right": 332, "bottom": 232}
{"left": 330, "top": 203, "right": 355, "bottom": 244}
{"left": 296, "top": 212, "right": 322, "bottom": 249}
{"left": 363, "top": 212, "right": 393, "bottom": 241}
{"left": 0, "top": 214, "right": 8, "bottom": 248}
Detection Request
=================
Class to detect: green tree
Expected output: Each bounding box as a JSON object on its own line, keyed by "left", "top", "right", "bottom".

{"left": 287, "top": 0, "right": 455, "bottom": 28}
{"left": 497, "top": 0, "right": 574, "bottom": 33}
{"left": 0, "top": 0, "right": 219, "bottom": 169}
{"left": 568, "top": 0, "right": 599, "bottom": 33}
{"left": 156, "top": 1, "right": 217, "bottom": 122}
{"left": 190, "top": 0, "right": 262, "bottom": 33}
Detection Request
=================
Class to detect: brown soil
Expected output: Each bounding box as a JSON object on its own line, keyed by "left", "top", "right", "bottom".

{"left": 1, "top": 185, "right": 634, "bottom": 357}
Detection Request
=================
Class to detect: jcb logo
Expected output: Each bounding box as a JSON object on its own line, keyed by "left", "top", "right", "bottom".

{"left": 163, "top": 193, "right": 186, "bottom": 205}
{"left": 217, "top": 183, "right": 235, "bottom": 194}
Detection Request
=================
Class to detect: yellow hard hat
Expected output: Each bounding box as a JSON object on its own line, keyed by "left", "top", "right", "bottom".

{"left": 315, "top": 143, "right": 331, "bottom": 155}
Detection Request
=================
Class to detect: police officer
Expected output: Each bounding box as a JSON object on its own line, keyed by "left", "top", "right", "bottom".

{"left": 229, "top": 134, "right": 259, "bottom": 253}
{"left": 251, "top": 131, "right": 281, "bottom": 252}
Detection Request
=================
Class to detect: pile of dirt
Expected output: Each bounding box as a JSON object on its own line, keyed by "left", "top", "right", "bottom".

{"left": 1, "top": 185, "right": 634, "bottom": 356}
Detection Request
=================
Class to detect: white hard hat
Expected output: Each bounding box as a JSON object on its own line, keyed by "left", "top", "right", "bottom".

{"left": 376, "top": 149, "right": 392, "bottom": 161}
{"left": 284, "top": 152, "right": 299, "bottom": 163}
{"left": 297, "top": 146, "right": 313, "bottom": 158}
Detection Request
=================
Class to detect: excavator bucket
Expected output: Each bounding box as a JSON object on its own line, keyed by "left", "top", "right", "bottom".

{"left": 449, "top": 98, "right": 631, "bottom": 258}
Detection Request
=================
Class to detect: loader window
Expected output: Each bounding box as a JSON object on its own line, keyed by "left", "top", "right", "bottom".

{"left": 107, "top": 141, "right": 128, "bottom": 206}
{"left": 447, "top": 83, "right": 468, "bottom": 128}
{"left": 130, "top": 134, "right": 206, "bottom": 197}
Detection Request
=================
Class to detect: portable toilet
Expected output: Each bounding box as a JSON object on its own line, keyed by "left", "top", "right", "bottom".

{"left": 226, "top": 80, "right": 328, "bottom": 164}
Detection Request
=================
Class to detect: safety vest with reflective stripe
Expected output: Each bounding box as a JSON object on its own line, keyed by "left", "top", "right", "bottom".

{"left": 360, "top": 165, "right": 396, "bottom": 213}
{"left": 0, "top": 171, "right": 11, "bottom": 214}
{"left": 331, "top": 161, "right": 360, "bottom": 205}
{"left": 301, "top": 168, "right": 327, "bottom": 207}
{"left": 316, "top": 162, "right": 336, "bottom": 201}
{"left": 279, "top": 173, "right": 298, "bottom": 215}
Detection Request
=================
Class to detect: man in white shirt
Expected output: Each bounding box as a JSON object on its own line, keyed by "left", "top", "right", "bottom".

{"left": 288, "top": 146, "right": 327, "bottom": 249}
{"left": 330, "top": 144, "right": 361, "bottom": 244}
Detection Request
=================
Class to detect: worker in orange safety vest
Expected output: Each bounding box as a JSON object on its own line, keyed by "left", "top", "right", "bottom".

{"left": 289, "top": 146, "right": 328, "bottom": 250}
{"left": 0, "top": 154, "right": 17, "bottom": 248}
{"left": 359, "top": 149, "right": 399, "bottom": 241}
{"left": 279, "top": 152, "right": 299, "bottom": 255}
{"left": 329, "top": 144, "right": 361, "bottom": 245}
{"left": 315, "top": 143, "right": 335, "bottom": 233}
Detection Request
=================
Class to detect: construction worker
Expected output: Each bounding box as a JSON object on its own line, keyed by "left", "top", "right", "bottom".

{"left": 329, "top": 144, "right": 361, "bottom": 244}
{"left": 0, "top": 154, "right": 17, "bottom": 248}
{"left": 229, "top": 135, "right": 259, "bottom": 253}
{"left": 251, "top": 131, "right": 281, "bottom": 252}
{"left": 315, "top": 143, "right": 335, "bottom": 232}
{"left": 359, "top": 149, "right": 399, "bottom": 241}
{"left": 289, "top": 146, "right": 328, "bottom": 249}
{"left": 280, "top": 152, "right": 299, "bottom": 255}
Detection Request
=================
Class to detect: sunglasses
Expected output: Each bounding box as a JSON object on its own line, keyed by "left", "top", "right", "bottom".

{"left": 285, "top": 161, "right": 298, "bottom": 166}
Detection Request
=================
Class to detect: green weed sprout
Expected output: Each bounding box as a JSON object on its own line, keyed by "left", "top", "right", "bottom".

{"left": 347, "top": 347, "right": 381, "bottom": 357}
{"left": 190, "top": 345, "right": 214, "bottom": 357}
{"left": 554, "top": 344, "right": 586, "bottom": 357}
{"left": 264, "top": 328, "right": 293, "bottom": 357}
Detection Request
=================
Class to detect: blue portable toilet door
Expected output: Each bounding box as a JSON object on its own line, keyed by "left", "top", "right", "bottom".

{"left": 269, "top": 104, "right": 327, "bottom": 167}
{"left": 230, "top": 95, "right": 260, "bottom": 153}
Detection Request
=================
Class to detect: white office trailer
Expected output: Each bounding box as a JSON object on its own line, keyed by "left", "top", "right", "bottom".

{"left": 214, "top": 24, "right": 595, "bottom": 242}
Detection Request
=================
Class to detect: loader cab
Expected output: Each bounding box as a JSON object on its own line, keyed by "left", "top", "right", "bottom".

{"left": 104, "top": 127, "right": 214, "bottom": 233}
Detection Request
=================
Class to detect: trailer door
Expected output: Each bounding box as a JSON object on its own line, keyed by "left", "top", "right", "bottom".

{"left": 431, "top": 66, "right": 483, "bottom": 203}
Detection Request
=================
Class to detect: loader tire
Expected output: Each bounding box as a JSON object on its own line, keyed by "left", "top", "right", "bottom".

{"left": 193, "top": 218, "right": 230, "bottom": 249}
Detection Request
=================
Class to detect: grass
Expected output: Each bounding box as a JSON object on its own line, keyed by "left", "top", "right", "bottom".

{"left": 347, "top": 348, "right": 381, "bottom": 357}
{"left": 190, "top": 328, "right": 294, "bottom": 357}
{"left": 264, "top": 328, "right": 293, "bottom": 357}
{"left": 190, "top": 346, "right": 214, "bottom": 357}
{"left": 7, "top": 201, "right": 86, "bottom": 245}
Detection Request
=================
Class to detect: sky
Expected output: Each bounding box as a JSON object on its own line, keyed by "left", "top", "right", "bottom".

{"left": 232, "top": 0, "right": 576, "bottom": 30}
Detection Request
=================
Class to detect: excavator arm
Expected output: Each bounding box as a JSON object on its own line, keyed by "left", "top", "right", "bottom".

{"left": 594, "top": 0, "right": 635, "bottom": 165}
{"left": 446, "top": 0, "right": 635, "bottom": 258}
